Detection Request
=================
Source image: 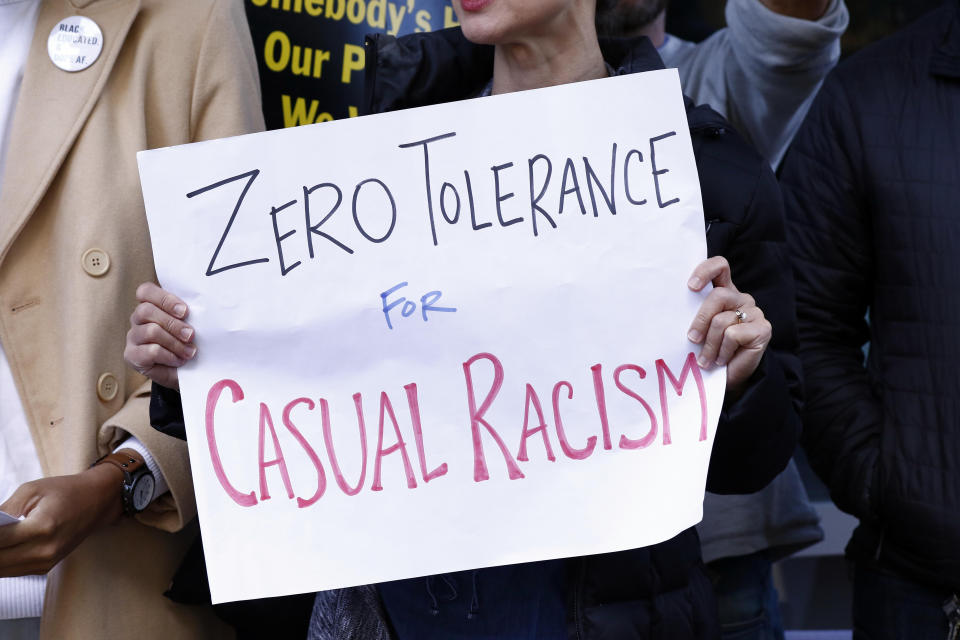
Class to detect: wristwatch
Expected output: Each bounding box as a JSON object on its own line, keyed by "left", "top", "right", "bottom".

{"left": 92, "top": 450, "right": 156, "bottom": 516}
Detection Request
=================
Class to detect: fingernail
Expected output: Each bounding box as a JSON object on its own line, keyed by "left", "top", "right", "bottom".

{"left": 688, "top": 276, "right": 702, "bottom": 289}
{"left": 173, "top": 304, "right": 187, "bottom": 318}
{"left": 185, "top": 345, "right": 197, "bottom": 358}
{"left": 180, "top": 327, "right": 194, "bottom": 341}
{"left": 697, "top": 356, "right": 710, "bottom": 368}
{"left": 687, "top": 329, "right": 702, "bottom": 343}
{"left": 716, "top": 357, "right": 727, "bottom": 366}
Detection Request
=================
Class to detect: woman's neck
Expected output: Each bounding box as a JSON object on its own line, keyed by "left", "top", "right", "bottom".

{"left": 491, "top": 16, "right": 607, "bottom": 95}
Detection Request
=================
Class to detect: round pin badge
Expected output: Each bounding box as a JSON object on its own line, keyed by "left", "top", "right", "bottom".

{"left": 47, "top": 16, "right": 103, "bottom": 72}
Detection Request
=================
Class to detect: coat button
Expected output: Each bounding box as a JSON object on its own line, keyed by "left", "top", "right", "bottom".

{"left": 97, "top": 373, "right": 119, "bottom": 402}
{"left": 81, "top": 248, "right": 110, "bottom": 277}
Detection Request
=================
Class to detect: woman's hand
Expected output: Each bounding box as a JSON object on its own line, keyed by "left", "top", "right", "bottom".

{"left": 0, "top": 465, "right": 124, "bottom": 576}
{"left": 124, "top": 282, "right": 196, "bottom": 390}
{"left": 686, "top": 256, "right": 772, "bottom": 395}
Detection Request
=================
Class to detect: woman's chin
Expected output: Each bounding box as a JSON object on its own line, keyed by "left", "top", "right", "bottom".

{"left": 458, "top": 22, "right": 506, "bottom": 46}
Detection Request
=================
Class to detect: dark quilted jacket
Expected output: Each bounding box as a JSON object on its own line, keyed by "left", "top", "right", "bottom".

{"left": 781, "top": 0, "right": 960, "bottom": 592}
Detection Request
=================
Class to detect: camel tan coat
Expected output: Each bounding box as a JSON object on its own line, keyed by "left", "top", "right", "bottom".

{"left": 0, "top": 0, "right": 263, "bottom": 636}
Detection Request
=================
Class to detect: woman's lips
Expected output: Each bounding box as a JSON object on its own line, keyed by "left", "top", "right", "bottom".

{"left": 460, "top": 0, "right": 492, "bottom": 12}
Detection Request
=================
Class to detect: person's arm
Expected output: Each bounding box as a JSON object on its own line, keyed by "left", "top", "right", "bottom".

{"left": 780, "top": 73, "right": 880, "bottom": 522}
{"left": 0, "top": 0, "right": 263, "bottom": 576}
{"left": 99, "top": 0, "right": 263, "bottom": 529}
{"left": 700, "top": 145, "right": 803, "bottom": 494}
{"left": 151, "top": 382, "right": 188, "bottom": 442}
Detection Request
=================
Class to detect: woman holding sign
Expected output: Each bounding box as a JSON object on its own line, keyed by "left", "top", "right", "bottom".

{"left": 126, "top": 0, "right": 801, "bottom": 638}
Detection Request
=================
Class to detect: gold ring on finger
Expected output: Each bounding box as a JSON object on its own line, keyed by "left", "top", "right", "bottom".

{"left": 734, "top": 308, "right": 747, "bottom": 324}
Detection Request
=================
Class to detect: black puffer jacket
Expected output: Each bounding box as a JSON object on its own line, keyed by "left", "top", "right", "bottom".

{"left": 781, "top": 1, "right": 960, "bottom": 592}
{"left": 353, "top": 28, "right": 804, "bottom": 639}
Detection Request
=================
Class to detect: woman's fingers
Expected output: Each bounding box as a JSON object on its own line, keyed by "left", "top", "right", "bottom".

{"left": 130, "top": 300, "right": 193, "bottom": 343}
{"left": 130, "top": 298, "right": 194, "bottom": 344}
{"left": 716, "top": 307, "right": 770, "bottom": 367}
{"left": 687, "top": 256, "right": 735, "bottom": 292}
{"left": 690, "top": 301, "right": 771, "bottom": 393}
{"left": 687, "top": 256, "right": 771, "bottom": 393}
{"left": 136, "top": 282, "right": 189, "bottom": 320}
{"left": 687, "top": 288, "right": 751, "bottom": 346}
{"left": 698, "top": 309, "right": 741, "bottom": 366}
{"left": 125, "top": 283, "right": 193, "bottom": 390}
{"left": 122, "top": 341, "right": 181, "bottom": 389}
{"left": 698, "top": 295, "right": 757, "bottom": 364}
{"left": 126, "top": 324, "right": 195, "bottom": 365}
{"left": 724, "top": 321, "right": 772, "bottom": 393}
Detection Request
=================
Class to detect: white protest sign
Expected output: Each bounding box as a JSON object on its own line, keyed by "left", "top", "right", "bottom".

{"left": 138, "top": 68, "right": 725, "bottom": 604}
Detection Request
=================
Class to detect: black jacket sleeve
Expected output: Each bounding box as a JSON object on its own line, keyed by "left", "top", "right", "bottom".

{"left": 695, "top": 119, "right": 804, "bottom": 495}
{"left": 780, "top": 74, "right": 880, "bottom": 522}
{"left": 150, "top": 382, "right": 187, "bottom": 441}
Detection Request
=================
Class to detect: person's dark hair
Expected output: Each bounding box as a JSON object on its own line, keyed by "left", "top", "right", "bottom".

{"left": 596, "top": 0, "right": 670, "bottom": 38}
{"left": 596, "top": 0, "right": 619, "bottom": 16}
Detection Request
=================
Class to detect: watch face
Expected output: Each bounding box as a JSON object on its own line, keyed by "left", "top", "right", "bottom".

{"left": 132, "top": 475, "right": 155, "bottom": 511}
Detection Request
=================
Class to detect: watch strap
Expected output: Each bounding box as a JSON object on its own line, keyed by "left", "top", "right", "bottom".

{"left": 93, "top": 451, "right": 145, "bottom": 480}
{"left": 92, "top": 450, "right": 150, "bottom": 516}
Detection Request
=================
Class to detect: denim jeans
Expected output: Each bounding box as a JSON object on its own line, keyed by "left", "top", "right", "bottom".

{"left": 853, "top": 563, "right": 953, "bottom": 640}
{"left": 0, "top": 618, "right": 40, "bottom": 640}
{"left": 377, "top": 560, "right": 567, "bottom": 640}
{"left": 706, "top": 552, "right": 785, "bottom": 640}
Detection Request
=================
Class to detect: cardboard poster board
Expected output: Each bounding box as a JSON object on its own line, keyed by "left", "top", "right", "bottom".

{"left": 138, "top": 68, "right": 725, "bottom": 603}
